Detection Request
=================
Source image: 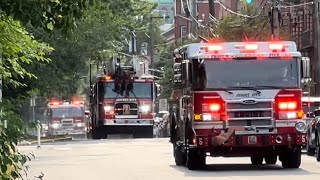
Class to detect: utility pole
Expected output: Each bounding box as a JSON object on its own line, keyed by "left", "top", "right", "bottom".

{"left": 314, "top": 0, "right": 320, "bottom": 95}
{"left": 271, "top": 0, "right": 280, "bottom": 40}
{"left": 191, "top": 0, "right": 198, "bottom": 37}
{"left": 149, "top": 17, "right": 155, "bottom": 72}
{"left": 209, "top": 0, "right": 215, "bottom": 18}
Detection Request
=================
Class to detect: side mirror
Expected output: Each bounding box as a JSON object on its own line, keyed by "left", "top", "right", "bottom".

{"left": 302, "top": 57, "right": 311, "bottom": 78}
{"left": 173, "top": 63, "right": 181, "bottom": 84}
{"left": 181, "top": 60, "right": 191, "bottom": 84}
{"left": 314, "top": 109, "right": 320, "bottom": 117}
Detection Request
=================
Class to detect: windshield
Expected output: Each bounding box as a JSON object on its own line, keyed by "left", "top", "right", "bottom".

{"left": 104, "top": 82, "right": 153, "bottom": 98}
{"left": 51, "top": 107, "right": 84, "bottom": 118}
{"left": 195, "top": 58, "right": 299, "bottom": 89}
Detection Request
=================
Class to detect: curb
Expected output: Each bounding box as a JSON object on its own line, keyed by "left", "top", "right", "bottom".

{"left": 18, "top": 137, "right": 73, "bottom": 146}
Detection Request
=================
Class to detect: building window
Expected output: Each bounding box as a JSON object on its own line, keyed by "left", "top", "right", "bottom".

{"left": 180, "top": 25, "right": 187, "bottom": 43}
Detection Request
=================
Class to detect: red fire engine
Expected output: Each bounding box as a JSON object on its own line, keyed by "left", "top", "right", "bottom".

{"left": 169, "top": 41, "right": 311, "bottom": 170}
{"left": 89, "top": 57, "right": 156, "bottom": 139}
{"left": 46, "top": 98, "right": 87, "bottom": 137}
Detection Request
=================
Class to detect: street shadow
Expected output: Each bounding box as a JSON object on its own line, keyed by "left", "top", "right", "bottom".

{"left": 170, "top": 163, "right": 318, "bottom": 177}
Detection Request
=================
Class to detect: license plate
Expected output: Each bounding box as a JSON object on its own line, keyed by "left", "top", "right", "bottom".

{"left": 235, "top": 111, "right": 264, "bottom": 118}
{"left": 248, "top": 136, "right": 257, "bottom": 144}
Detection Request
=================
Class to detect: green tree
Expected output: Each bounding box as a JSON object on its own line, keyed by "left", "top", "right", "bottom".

{"left": 0, "top": 1, "right": 92, "bottom": 179}
{"left": 210, "top": 6, "right": 291, "bottom": 41}
{"left": 17, "top": 0, "right": 156, "bottom": 100}
{"left": 0, "top": 0, "right": 91, "bottom": 32}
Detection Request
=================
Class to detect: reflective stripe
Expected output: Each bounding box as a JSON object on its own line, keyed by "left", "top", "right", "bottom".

{"left": 193, "top": 124, "right": 223, "bottom": 129}
{"left": 275, "top": 119, "right": 298, "bottom": 127}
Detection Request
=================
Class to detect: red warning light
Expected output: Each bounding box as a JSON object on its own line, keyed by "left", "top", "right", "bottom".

{"left": 208, "top": 45, "right": 222, "bottom": 51}
{"left": 269, "top": 44, "right": 284, "bottom": 51}
{"left": 244, "top": 44, "right": 258, "bottom": 51}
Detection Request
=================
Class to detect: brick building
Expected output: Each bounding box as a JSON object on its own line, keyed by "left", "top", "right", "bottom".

{"left": 171, "top": 0, "right": 266, "bottom": 45}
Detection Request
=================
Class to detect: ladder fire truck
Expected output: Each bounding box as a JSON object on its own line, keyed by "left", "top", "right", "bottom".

{"left": 169, "top": 41, "right": 311, "bottom": 170}
{"left": 89, "top": 57, "right": 157, "bottom": 139}
{"left": 46, "top": 98, "right": 87, "bottom": 137}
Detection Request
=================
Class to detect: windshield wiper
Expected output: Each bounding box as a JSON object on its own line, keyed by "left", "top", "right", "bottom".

{"left": 224, "top": 86, "right": 262, "bottom": 95}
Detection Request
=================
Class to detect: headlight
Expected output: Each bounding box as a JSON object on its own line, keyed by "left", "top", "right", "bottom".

{"left": 140, "top": 105, "right": 150, "bottom": 113}
{"left": 203, "top": 114, "right": 212, "bottom": 121}
{"left": 76, "top": 122, "right": 85, "bottom": 127}
{"left": 104, "top": 105, "right": 113, "bottom": 111}
{"left": 52, "top": 123, "right": 60, "bottom": 129}
{"left": 295, "top": 121, "right": 307, "bottom": 133}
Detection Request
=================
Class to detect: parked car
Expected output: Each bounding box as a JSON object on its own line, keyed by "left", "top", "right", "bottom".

{"left": 306, "top": 109, "right": 320, "bottom": 161}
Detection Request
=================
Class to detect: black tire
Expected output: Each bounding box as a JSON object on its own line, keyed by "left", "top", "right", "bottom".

{"left": 186, "top": 148, "right": 206, "bottom": 170}
{"left": 306, "top": 143, "right": 316, "bottom": 156}
{"left": 251, "top": 156, "right": 263, "bottom": 165}
{"left": 174, "top": 145, "right": 186, "bottom": 166}
{"left": 281, "top": 148, "right": 301, "bottom": 169}
{"left": 306, "top": 132, "right": 316, "bottom": 156}
{"left": 265, "top": 156, "right": 277, "bottom": 164}
{"left": 316, "top": 133, "right": 320, "bottom": 162}
{"left": 316, "top": 147, "right": 320, "bottom": 162}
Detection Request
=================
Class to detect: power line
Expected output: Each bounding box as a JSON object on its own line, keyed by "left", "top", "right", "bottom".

{"left": 276, "top": 1, "right": 314, "bottom": 8}
{"left": 214, "top": 0, "right": 264, "bottom": 19}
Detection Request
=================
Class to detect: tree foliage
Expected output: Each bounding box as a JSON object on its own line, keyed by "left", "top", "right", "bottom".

{"left": 0, "top": 16, "right": 53, "bottom": 87}
{"left": 15, "top": 0, "right": 156, "bottom": 99}
{"left": 0, "top": 1, "right": 93, "bottom": 179}
{"left": 0, "top": 100, "right": 34, "bottom": 180}
{"left": 0, "top": 0, "right": 92, "bottom": 32}
{"left": 211, "top": 6, "right": 291, "bottom": 41}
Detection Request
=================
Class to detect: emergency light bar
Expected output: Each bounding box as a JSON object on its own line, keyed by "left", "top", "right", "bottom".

{"left": 186, "top": 41, "right": 300, "bottom": 59}
{"left": 48, "top": 100, "right": 62, "bottom": 106}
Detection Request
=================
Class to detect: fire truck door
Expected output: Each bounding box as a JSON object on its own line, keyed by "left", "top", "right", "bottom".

{"left": 97, "top": 82, "right": 105, "bottom": 124}
{"left": 181, "top": 95, "right": 192, "bottom": 142}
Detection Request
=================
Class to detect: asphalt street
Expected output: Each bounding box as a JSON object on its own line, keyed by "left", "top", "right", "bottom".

{"left": 18, "top": 138, "right": 320, "bottom": 180}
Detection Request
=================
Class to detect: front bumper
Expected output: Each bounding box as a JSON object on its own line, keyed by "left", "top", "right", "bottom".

{"left": 103, "top": 119, "right": 153, "bottom": 126}
{"left": 50, "top": 129, "right": 86, "bottom": 135}
{"left": 192, "top": 128, "right": 304, "bottom": 148}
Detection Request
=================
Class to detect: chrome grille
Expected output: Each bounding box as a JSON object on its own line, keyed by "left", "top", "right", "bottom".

{"left": 115, "top": 103, "right": 138, "bottom": 115}
{"left": 226, "top": 101, "right": 273, "bottom": 126}
{"left": 61, "top": 119, "right": 73, "bottom": 128}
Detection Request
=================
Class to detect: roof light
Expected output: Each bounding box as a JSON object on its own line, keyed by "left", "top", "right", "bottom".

{"left": 51, "top": 101, "right": 60, "bottom": 105}
{"left": 269, "top": 44, "right": 284, "bottom": 51}
{"left": 244, "top": 44, "right": 258, "bottom": 51}
{"left": 105, "top": 76, "right": 111, "bottom": 80}
{"left": 208, "top": 45, "right": 222, "bottom": 51}
{"left": 72, "top": 101, "right": 84, "bottom": 105}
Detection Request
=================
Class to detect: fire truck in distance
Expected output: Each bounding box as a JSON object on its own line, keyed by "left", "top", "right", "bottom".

{"left": 46, "top": 98, "right": 87, "bottom": 137}
{"left": 169, "top": 41, "right": 311, "bottom": 170}
{"left": 89, "top": 57, "right": 157, "bottom": 139}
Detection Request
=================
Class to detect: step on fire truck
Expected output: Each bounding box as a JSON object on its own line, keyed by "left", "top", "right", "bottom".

{"left": 89, "top": 57, "right": 157, "bottom": 139}
{"left": 46, "top": 98, "right": 87, "bottom": 137}
{"left": 169, "top": 41, "right": 311, "bottom": 170}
